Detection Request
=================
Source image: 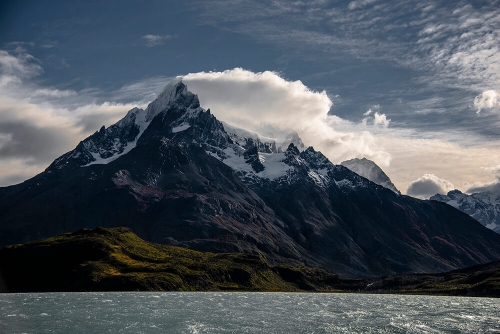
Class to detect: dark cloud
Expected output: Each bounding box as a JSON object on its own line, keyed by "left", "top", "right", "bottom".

{"left": 0, "top": 122, "right": 75, "bottom": 164}
{"left": 406, "top": 174, "right": 454, "bottom": 199}
{"left": 0, "top": 173, "right": 33, "bottom": 186}
{"left": 466, "top": 179, "right": 500, "bottom": 198}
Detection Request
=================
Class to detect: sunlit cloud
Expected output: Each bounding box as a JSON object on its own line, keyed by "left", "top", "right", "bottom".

{"left": 474, "top": 90, "right": 500, "bottom": 114}
{"left": 183, "top": 68, "right": 392, "bottom": 166}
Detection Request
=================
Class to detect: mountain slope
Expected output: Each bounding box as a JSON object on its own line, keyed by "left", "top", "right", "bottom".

{"left": 0, "top": 227, "right": 337, "bottom": 293}
{"left": 431, "top": 190, "right": 500, "bottom": 233}
{"left": 1, "top": 79, "right": 500, "bottom": 277}
{"left": 341, "top": 157, "right": 400, "bottom": 194}
{"left": 2, "top": 227, "right": 500, "bottom": 297}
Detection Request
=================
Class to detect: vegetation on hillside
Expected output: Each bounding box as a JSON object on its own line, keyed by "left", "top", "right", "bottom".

{"left": 1, "top": 227, "right": 499, "bottom": 297}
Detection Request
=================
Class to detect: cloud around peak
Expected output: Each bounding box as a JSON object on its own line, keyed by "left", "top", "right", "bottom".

{"left": 466, "top": 179, "right": 500, "bottom": 199}
{"left": 406, "top": 174, "right": 455, "bottom": 199}
{"left": 182, "top": 68, "right": 392, "bottom": 166}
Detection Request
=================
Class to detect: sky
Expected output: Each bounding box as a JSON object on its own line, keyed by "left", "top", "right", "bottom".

{"left": 1, "top": 0, "right": 500, "bottom": 198}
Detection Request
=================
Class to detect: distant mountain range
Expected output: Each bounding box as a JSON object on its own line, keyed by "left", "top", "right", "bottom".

{"left": 1, "top": 79, "right": 500, "bottom": 278}
{"left": 431, "top": 190, "right": 500, "bottom": 233}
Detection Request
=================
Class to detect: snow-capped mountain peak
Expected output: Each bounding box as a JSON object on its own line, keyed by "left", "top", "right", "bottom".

{"left": 48, "top": 79, "right": 204, "bottom": 170}
{"left": 47, "top": 78, "right": 384, "bottom": 192}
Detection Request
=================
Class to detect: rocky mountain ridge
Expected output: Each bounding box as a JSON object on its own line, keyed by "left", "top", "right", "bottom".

{"left": 1, "top": 79, "right": 500, "bottom": 278}
{"left": 431, "top": 190, "right": 500, "bottom": 233}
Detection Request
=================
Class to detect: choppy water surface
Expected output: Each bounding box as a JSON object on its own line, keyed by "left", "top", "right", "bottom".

{"left": 1, "top": 292, "right": 499, "bottom": 333}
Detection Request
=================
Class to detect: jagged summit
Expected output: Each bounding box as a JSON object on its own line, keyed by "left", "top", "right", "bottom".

{"left": 48, "top": 79, "right": 203, "bottom": 170}
{"left": 340, "top": 157, "right": 400, "bottom": 194}
{"left": 145, "top": 79, "right": 200, "bottom": 121}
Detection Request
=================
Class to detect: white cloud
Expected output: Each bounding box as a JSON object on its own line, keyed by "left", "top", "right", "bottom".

{"left": 361, "top": 109, "right": 390, "bottom": 128}
{"left": 182, "top": 68, "right": 392, "bottom": 166}
{"left": 406, "top": 174, "right": 455, "bottom": 199}
{"left": 142, "top": 34, "right": 173, "bottom": 47}
{"left": 373, "top": 112, "right": 390, "bottom": 128}
{"left": 474, "top": 90, "right": 500, "bottom": 114}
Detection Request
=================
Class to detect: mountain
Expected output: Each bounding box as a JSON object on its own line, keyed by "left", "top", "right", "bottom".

{"left": 341, "top": 158, "right": 400, "bottom": 194}
{"left": 1, "top": 79, "right": 500, "bottom": 277}
{"left": 431, "top": 190, "right": 500, "bottom": 233}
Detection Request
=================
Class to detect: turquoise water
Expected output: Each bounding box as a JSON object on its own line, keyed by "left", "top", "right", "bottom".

{"left": 1, "top": 292, "right": 499, "bottom": 333}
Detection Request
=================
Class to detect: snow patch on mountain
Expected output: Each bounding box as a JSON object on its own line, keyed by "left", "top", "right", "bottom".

{"left": 171, "top": 124, "right": 191, "bottom": 133}
{"left": 256, "top": 152, "right": 293, "bottom": 179}
{"left": 85, "top": 107, "right": 149, "bottom": 166}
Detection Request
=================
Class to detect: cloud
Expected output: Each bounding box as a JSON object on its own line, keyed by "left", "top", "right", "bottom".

{"left": 0, "top": 121, "right": 74, "bottom": 163}
{"left": 348, "top": 0, "right": 377, "bottom": 10}
{"left": 406, "top": 174, "right": 455, "bottom": 199}
{"left": 0, "top": 50, "right": 42, "bottom": 79}
{"left": 33, "top": 88, "right": 77, "bottom": 98}
{"left": 361, "top": 109, "right": 390, "bottom": 128}
{"left": 474, "top": 90, "right": 500, "bottom": 114}
{"left": 72, "top": 102, "right": 137, "bottom": 133}
{"left": 0, "top": 96, "right": 136, "bottom": 186}
{"left": 40, "top": 41, "right": 58, "bottom": 49}
{"left": 373, "top": 112, "right": 390, "bottom": 128}
{"left": 194, "top": 0, "right": 500, "bottom": 133}
{"left": 466, "top": 179, "right": 500, "bottom": 199}
{"left": 0, "top": 96, "right": 133, "bottom": 156}
{"left": 110, "top": 76, "right": 174, "bottom": 104}
{"left": 182, "top": 68, "right": 392, "bottom": 165}
{"left": 142, "top": 34, "right": 173, "bottom": 47}
{"left": 0, "top": 50, "right": 139, "bottom": 186}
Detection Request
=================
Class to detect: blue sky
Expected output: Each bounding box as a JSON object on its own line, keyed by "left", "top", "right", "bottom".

{"left": 1, "top": 0, "right": 500, "bottom": 197}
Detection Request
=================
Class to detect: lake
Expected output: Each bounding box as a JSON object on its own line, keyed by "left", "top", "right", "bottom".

{"left": 1, "top": 292, "right": 499, "bottom": 333}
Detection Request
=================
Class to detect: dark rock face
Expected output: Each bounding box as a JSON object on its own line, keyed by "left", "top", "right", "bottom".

{"left": 1, "top": 80, "right": 500, "bottom": 277}
{"left": 243, "top": 146, "right": 265, "bottom": 173}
